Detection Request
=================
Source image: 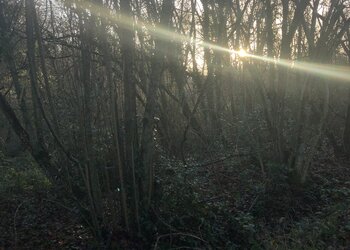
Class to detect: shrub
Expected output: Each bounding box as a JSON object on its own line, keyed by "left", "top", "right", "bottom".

{"left": 0, "top": 154, "right": 51, "bottom": 197}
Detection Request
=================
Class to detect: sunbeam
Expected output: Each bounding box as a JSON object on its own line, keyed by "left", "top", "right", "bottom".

{"left": 62, "top": 0, "right": 350, "bottom": 83}
{"left": 247, "top": 54, "right": 350, "bottom": 82}
{"left": 2, "top": 0, "right": 350, "bottom": 246}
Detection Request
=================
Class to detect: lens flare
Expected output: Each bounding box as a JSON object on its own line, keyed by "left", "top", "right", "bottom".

{"left": 61, "top": 0, "right": 350, "bottom": 83}
{"left": 238, "top": 49, "right": 248, "bottom": 57}
{"left": 247, "top": 54, "right": 350, "bottom": 82}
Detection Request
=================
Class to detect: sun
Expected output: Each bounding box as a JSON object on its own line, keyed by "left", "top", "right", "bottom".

{"left": 238, "top": 49, "right": 247, "bottom": 57}
{"left": 230, "top": 49, "right": 248, "bottom": 60}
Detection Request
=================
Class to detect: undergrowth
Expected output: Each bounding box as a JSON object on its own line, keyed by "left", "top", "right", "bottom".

{"left": 0, "top": 150, "right": 349, "bottom": 249}
{"left": 0, "top": 152, "right": 51, "bottom": 197}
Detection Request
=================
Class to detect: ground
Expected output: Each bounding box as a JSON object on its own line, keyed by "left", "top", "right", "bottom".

{"left": 0, "top": 150, "right": 349, "bottom": 249}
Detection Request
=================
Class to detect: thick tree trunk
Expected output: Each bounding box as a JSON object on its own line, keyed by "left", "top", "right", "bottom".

{"left": 0, "top": 92, "right": 57, "bottom": 180}
{"left": 3, "top": 53, "right": 33, "bottom": 134}
{"left": 25, "top": 0, "right": 44, "bottom": 150}
{"left": 0, "top": 4, "right": 32, "bottom": 132}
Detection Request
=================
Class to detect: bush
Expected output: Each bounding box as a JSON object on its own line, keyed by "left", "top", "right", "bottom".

{"left": 0, "top": 153, "right": 51, "bottom": 197}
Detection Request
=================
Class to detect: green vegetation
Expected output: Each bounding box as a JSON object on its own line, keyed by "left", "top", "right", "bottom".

{"left": 1, "top": 150, "right": 349, "bottom": 249}
{"left": 0, "top": 0, "right": 350, "bottom": 248}
{"left": 0, "top": 153, "right": 50, "bottom": 196}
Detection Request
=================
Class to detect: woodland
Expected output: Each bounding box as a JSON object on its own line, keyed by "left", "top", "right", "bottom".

{"left": 0, "top": 0, "right": 350, "bottom": 249}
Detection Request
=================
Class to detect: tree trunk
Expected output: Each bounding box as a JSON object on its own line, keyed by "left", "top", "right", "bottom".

{"left": 97, "top": 15, "right": 129, "bottom": 231}
{"left": 141, "top": 0, "right": 174, "bottom": 209}
{"left": 0, "top": 92, "right": 57, "bottom": 180}
{"left": 33, "top": 10, "right": 60, "bottom": 135}
{"left": 25, "top": 0, "right": 44, "bottom": 150}
{"left": 78, "top": 10, "right": 103, "bottom": 239}
{"left": 344, "top": 89, "right": 350, "bottom": 154}
{"left": 120, "top": 0, "right": 140, "bottom": 233}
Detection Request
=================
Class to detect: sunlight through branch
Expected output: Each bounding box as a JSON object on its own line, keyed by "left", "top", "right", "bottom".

{"left": 62, "top": 0, "right": 350, "bottom": 83}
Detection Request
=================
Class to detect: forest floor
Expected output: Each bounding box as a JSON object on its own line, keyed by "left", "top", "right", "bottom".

{"left": 155, "top": 150, "right": 350, "bottom": 249}
{"left": 0, "top": 153, "right": 94, "bottom": 249}
{"left": 0, "top": 150, "right": 350, "bottom": 249}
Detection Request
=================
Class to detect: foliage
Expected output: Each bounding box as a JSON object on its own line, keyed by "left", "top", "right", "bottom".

{"left": 0, "top": 153, "right": 51, "bottom": 197}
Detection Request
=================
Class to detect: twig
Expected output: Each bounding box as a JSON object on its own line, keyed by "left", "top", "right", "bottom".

{"left": 248, "top": 194, "right": 260, "bottom": 212}
{"left": 151, "top": 206, "right": 177, "bottom": 232}
{"left": 199, "top": 195, "right": 225, "bottom": 204}
{"left": 170, "top": 247, "right": 204, "bottom": 250}
{"left": 42, "top": 198, "right": 94, "bottom": 233}
{"left": 153, "top": 232, "right": 209, "bottom": 250}
{"left": 42, "top": 198, "right": 76, "bottom": 213}
{"left": 191, "top": 152, "right": 251, "bottom": 168}
{"left": 13, "top": 201, "right": 26, "bottom": 249}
